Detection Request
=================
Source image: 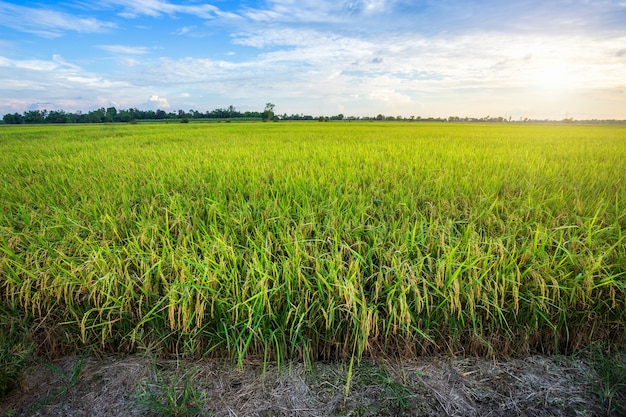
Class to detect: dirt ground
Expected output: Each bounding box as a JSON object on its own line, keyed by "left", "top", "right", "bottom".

{"left": 0, "top": 353, "right": 620, "bottom": 417}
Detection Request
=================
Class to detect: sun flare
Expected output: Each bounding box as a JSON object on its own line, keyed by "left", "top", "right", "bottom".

{"left": 530, "top": 60, "right": 579, "bottom": 91}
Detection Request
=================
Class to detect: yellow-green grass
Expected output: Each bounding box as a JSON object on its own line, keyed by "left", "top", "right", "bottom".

{"left": 1, "top": 122, "right": 624, "bottom": 365}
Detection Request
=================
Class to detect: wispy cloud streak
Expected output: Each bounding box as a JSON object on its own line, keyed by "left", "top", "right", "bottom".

{"left": 98, "top": 45, "right": 151, "bottom": 55}
{"left": 0, "top": 1, "right": 114, "bottom": 37}
{"left": 100, "top": 0, "right": 224, "bottom": 19}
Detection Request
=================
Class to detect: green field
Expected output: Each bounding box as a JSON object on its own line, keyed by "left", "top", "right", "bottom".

{"left": 1, "top": 122, "right": 625, "bottom": 372}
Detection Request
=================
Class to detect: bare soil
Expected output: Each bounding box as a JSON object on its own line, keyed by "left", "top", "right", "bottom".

{"left": 0, "top": 354, "right": 618, "bottom": 416}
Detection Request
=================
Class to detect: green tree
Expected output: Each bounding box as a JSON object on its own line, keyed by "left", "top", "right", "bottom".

{"left": 117, "top": 110, "right": 132, "bottom": 122}
{"left": 24, "top": 110, "right": 45, "bottom": 124}
{"left": 262, "top": 103, "right": 275, "bottom": 121}
{"left": 3, "top": 113, "right": 23, "bottom": 124}
{"left": 86, "top": 108, "right": 105, "bottom": 123}
{"left": 105, "top": 107, "right": 117, "bottom": 122}
{"left": 46, "top": 110, "right": 70, "bottom": 123}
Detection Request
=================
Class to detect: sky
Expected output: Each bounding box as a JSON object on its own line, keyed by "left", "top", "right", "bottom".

{"left": 0, "top": 0, "right": 625, "bottom": 120}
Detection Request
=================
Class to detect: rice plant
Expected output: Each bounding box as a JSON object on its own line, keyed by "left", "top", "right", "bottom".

{"left": 0, "top": 122, "right": 624, "bottom": 366}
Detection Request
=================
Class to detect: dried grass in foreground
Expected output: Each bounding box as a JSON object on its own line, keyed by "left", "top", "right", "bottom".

{"left": 1, "top": 353, "right": 620, "bottom": 417}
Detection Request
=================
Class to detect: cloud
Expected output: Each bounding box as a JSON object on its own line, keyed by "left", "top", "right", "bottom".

{"left": 148, "top": 94, "right": 170, "bottom": 109}
{"left": 101, "top": 0, "right": 221, "bottom": 19}
{"left": 0, "top": 1, "right": 115, "bottom": 37}
{"left": 97, "top": 45, "right": 151, "bottom": 55}
{"left": 236, "top": 0, "right": 626, "bottom": 38}
{"left": 240, "top": 0, "right": 401, "bottom": 24}
{"left": 236, "top": 26, "right": 626, "bottom": 92}
{"left": 173, "top": 26, "right": 195, "bottom": 36}
{"left": 0, "top": 54, "right": 80, "bottom": 72}
{"left": 0, "top": 54, "right": 140, "bottom": 114}
{"left": 345, "top": 0, "right": 389, "bottom": 14}
{"left": 114, "top": 26, "right": 625, "bottom": 118}
{"left": 97, "top": 45, "right": 151, "bottom": 67}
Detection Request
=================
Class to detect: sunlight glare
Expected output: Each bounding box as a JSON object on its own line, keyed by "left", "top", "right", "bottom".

{"left": 531, "top": 60, "right": 579, "bottom": 92}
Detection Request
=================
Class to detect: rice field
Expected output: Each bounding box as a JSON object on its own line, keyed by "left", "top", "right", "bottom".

{"left": 1, "top": 122, "right": 625, "bottom": 366}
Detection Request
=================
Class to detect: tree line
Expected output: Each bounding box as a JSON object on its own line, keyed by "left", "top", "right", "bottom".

{"left": 0, "top": 106, "right": 445, "bottom": 124}
{"left": 2, "top": 106, "right": 625, "bottom": 125}
{"left": 1, "top": 104, "right": 316, "bottom": 124}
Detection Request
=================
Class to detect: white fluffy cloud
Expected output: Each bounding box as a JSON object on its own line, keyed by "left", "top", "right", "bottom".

{"left": 148, "top": 95, "right": 170, "bottom": 109}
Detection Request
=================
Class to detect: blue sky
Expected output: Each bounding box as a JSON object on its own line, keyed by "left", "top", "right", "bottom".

{"left": 1, "top": 0, "right": 625, "bottom": 119}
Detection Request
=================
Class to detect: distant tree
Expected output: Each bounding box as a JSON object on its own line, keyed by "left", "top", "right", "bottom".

{"left": 69, "top": 110, "right": 83, "bottom": 123}
{"left": 105, "top": 107, "right": 117, "bottom": 122}
{"left": 117, "top": 109, "right": 133, "bottom": 122}
{"left": 86, "top": 108, "right": 105, "bottom": 123}
{"left": 46, "top": 110, "right": 70, "bottom": 123}
{"left": 262, "top": 103, "right": 275, "bottom": 121}
{"left": 3, "top": 112, "right": 23, "bottom": 124}
{"left": 24, "top": 110, "right": 45, "bottom": 124}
